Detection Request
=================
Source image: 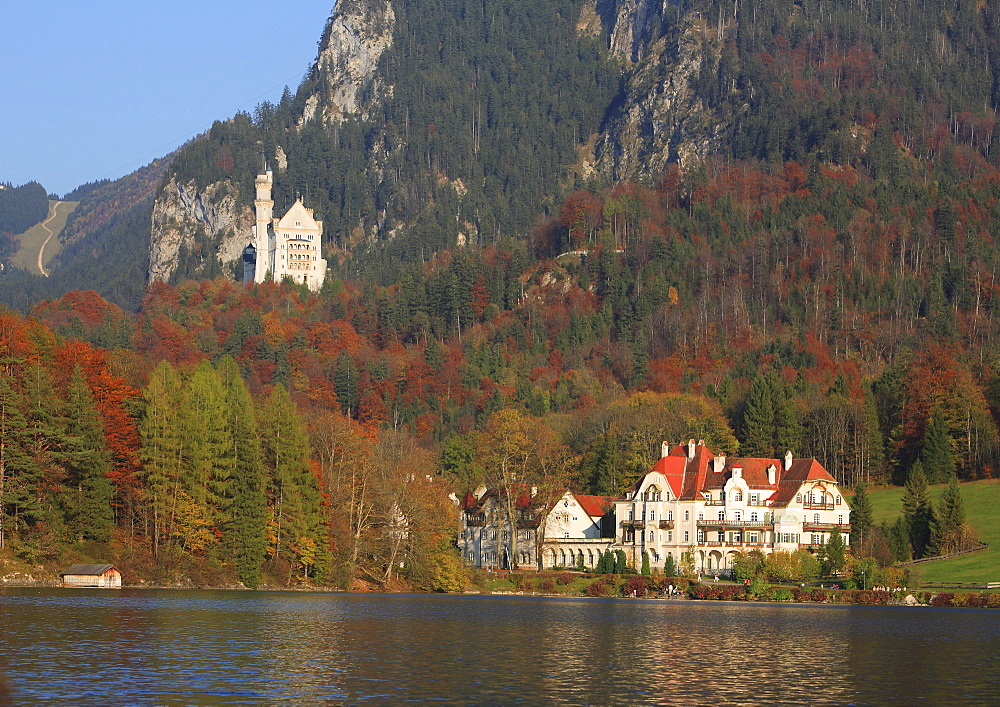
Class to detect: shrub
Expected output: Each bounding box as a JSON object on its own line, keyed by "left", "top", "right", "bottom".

{"left": 624, "top": 575, "right": 648, "bottom": 596}
{"left": 811, "top": 589, "right": 827, "bottom": 603}
{"left": 587, "top": 579, "right": 609, "bottom": 597}
{"left": 514, "top": 575, "right": 534, "bottom": 592}
{"left": 767, "top": 586, "right": 793, "bottom": 602}
{"left": 540, "top": 578, "right": 556, "bottom": 592}
{"left": 929, "top": 592, "right": 954, "bottom": 607}
{"left": 985, "top": 593, "right": 1000, "bottom": 609}
{"left": 556, "top": 572, "right": 575, "bottom": 586}
{"left": 792, "top": 588, "right": 811, "bottom": 602}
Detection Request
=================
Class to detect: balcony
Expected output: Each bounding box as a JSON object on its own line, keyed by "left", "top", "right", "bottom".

{"left": 704, "top": 500, "right": 725, "bottom": 506}
{"left": 464, "top": 513, "right": 487, "bottom": 527}
{"left": 802, "top": 522, "right": 852, "bottom": 533}
{"left": 804, "top": 501, "right": 835, "bottom": 510}
{"left": 621, "top": 519, "right": 645, "bottom": 528}
{"left": 697, "top": 520, "right": 773, "bottom": 529}
{"left": 658, "top": 520, "right": 675, "bottom": 530}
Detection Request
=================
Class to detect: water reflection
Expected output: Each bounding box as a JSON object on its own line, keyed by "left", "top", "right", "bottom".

{"left": 1, "top": 589, "right": 998, "bottom": 703}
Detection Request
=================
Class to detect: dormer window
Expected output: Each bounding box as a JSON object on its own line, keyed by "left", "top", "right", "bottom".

{"left": 796, "top": 494, "right": 802, "bottom": 504}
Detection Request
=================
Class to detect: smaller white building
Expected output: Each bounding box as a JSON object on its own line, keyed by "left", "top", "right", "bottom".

{"left": 458, "top": 488, "right": 615, "bottom": 570}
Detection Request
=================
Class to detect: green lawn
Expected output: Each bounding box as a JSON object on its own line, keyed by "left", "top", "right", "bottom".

{"left": 11, "top": 200, "right": 78, "bottom": 275}
{"left": 863, "top": 479, "right": 1000, "bottom": 583}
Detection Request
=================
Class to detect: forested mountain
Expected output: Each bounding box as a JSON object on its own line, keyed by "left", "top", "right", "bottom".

{"left": 2, "top": 0, "right": 1000, "bottom": 585}
{"left": 0, "top": 181, "right": 49, "bottom": 260}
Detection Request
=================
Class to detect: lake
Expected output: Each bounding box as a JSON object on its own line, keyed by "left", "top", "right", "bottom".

{"left": 1, "top": 588, "right": 998, "bottom": 704}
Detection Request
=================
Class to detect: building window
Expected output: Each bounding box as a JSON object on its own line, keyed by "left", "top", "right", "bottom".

{"left": 684, "top": 510, "right": 690, "bottom": 521}
{"left": 668, "top": 532, "right": 673, "bottom": 542}
{"left": 650, "top": 510, "right": 655, "bottom": 521}
{"left": 684, "top": 531, "right": 690, "bottom": 542}
{"left": 734, "top": 511, "right": 742, "bottom": 521}
{"left": 697, "top": 529, "right": 705, "bottom": 542}
{"left": 748, "top": 531, "right": 759, "bottom": 543}
{"left": 751, "top": 512, "right": 758, "bottom": 522}
{"left": 813, "top": 514, "right": 821, "bottom": 523}
{"left": 502, "top": 531, "right": 508, "bottom": 541}
{"left": 718, "top": 511, "right": 725, "bottom": 521}
{"left": 836, "top": 495, "right": 842, "bottom": 505}
{"left": 718, "top": 531, "right": 724, "bottom": 542}
{"left": 698, "top": 513, "right": 704, "bottom": 521}
{"left": 812, "top": 534, "right": 822, "bottom": 545}
{"left": 648, "top": 531, "right": 654, "bottom": 542}
{"left": 668, "top": 511, "right": 673, "bottom": 521}
{"left": 751, "top": 493, "right": 759, "bottom": 505}
{"left": 838, "top": 515, "right": 844, "bottom": 524}
{"left": 796, "top": 494, "right": 802, "bottom": 503}
{"left": 734, "top": 490, "right": 743, "bottom": 501}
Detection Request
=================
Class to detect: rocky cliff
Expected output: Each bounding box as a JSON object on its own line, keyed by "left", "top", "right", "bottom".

{"left": 147, "top": 0, "right": 725, "bottom": 282}
{"left": 594, "top": 0, "right": 725, "bottom": 180}
{"left": 149, "top": 178, "right": 252, "bottom": 283}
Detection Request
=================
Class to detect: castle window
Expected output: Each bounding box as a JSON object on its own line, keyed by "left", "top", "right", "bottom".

{"left": 751, "top": 512, "right": 758, "bottom": 522}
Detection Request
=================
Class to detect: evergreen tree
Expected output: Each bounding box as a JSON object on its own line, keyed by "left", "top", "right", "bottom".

{"left": 849, "top": 482, "right": 874, "bottom": 554}
{"left": 663, "top": 553, "right": 676, "bottom": 577}
{"left": 902, "top": 462, "right": 934, "bottom": 558}
{"left": 641, "top": 551, "right": 651, "bottom": 576}
{"left": 883, "top": 516, "right": 912, "bottom": 563}
{"left": 0, "top": 375, "right": 34, "bottom": 551}
{"left": 919, "top": 408, "right": 955, "bottom": 483}
{"left": 218, "top": 357, "right": 268, "bottom": 588}
{"left": 63, "top": 367, "right": 114, "bottom": 543}
{"left": 931, "top": 478, "right": 966, "bottom": 555}
{"left": 614, "top": 549, "right": 627, "bottom": 574}
{"left": 334, "top": 351, "right": 359, "bottom": 418}
{"left": 822, "top": 527, "right": 847, "bottom": 577}
{"left": 741, "top": 374, "right": 775, "bottom": 457}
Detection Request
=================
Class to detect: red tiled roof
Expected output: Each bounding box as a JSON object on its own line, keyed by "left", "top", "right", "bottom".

{"left": 629, "top": 442, "right": 839, "bottom": 504}
{"left": 575, "top": 494, "right": 615, "bottom": 517}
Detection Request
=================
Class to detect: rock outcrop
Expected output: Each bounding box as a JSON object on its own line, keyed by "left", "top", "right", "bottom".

{"left": 303, "top": 0, "right": 395, "bottom": 125}
{"left": 595, "top": 2, "right": 727, "bottom": 180}
{"left": 148, "top": 178, "right": 252, "bottom": 283}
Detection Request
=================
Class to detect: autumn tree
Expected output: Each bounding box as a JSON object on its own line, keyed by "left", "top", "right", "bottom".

{"left": 478, "top": 409, "right": 571, "bottom": 570}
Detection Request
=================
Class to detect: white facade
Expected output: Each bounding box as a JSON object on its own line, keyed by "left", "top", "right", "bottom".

{"left": 251, "top": 169, "right": 328, "bottom": 291}
{"left": 613, "top": 441, "right": 851, "bottom": 576}
{"left": 458, "top": 489, "right": 614, "bottom": 570}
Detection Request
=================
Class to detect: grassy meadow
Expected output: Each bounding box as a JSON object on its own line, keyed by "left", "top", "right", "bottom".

{"left": 11, "top": 200, "right": 78, "bottom": 275}
{"left": 864, "top": 479, "right": 1000, "bottom": 583}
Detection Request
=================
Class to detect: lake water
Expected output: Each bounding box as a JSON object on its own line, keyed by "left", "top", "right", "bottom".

{"left": 1, "top": 588, "right": 998, "bottom": 704}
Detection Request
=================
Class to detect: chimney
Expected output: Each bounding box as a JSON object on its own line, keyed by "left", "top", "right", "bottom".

{"left": 784, "top": 450, "right": 793, "bottom": 471}
{"left": 687, "top": 439, "right": 696, "bottom": 461}
{"left": 732, "top": 464, "right": 742, "bottom": 479}
{"left": 767, "top": 464, "right": 777, "bottom": 485}
{"left": 661, "top": 441, "right": 670, "bottom": 458}
{"left": 713, "top": 455, "right": 726, "bottom": 473}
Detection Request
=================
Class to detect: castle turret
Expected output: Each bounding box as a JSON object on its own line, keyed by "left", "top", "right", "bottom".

{"left": 253, "top": 170, "right": 275, "bottom": 283}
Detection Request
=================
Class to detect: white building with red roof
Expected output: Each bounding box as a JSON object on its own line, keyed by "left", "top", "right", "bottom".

{"left": 459, "top": 488, "right": 616, "bottom": 570}
{"left": 613, "top": 440, "right": 850, "bottom": 576}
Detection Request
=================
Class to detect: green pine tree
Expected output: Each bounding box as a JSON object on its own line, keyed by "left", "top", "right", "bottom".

{"left": 902, "top": 461, "right": 934, "bottom": 558}
{"left": 919, "top": 408, "right": 955, "bottom": 483}
{"left": 641, "top": 551, "right": 651, "bottom": 576}
{"left": 64, "top": 367, "right": 114, "bottom": 543}
{"left": 742, "top": 374, "right": 776, "bottom": 456}
{"left": 218, "top": 357, "right": 268, "bottom": 588}
{"left": 930, "top": 477, "right": 966, "bottom": 555}
{"left": 849, "top": 482, "right": 874, "bottom": 554}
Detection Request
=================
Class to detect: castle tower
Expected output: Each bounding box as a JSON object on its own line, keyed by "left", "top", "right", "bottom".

{"left": 253, "top": 169, "right": 275, "bottom": 284}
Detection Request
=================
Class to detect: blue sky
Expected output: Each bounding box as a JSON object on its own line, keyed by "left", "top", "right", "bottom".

{"left": 1, "top": 2, "right": 335, "bottom": 197}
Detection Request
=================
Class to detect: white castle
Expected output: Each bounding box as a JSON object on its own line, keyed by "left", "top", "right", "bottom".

{"left": 244, "top": 168, "right": 327, "bottom": 290}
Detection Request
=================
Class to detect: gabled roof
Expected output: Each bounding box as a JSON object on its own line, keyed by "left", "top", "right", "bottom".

{"left": 624, "top": 442, "right": 840, "bottom": 504}
{"left": 276, "top": 200, "right": 321, "bottom": 231}
{"left": 60, "top": 564, "right": 116, "bottom": 576}
{"left": 575, "top": 494, "right": 615, "bottom": 517}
